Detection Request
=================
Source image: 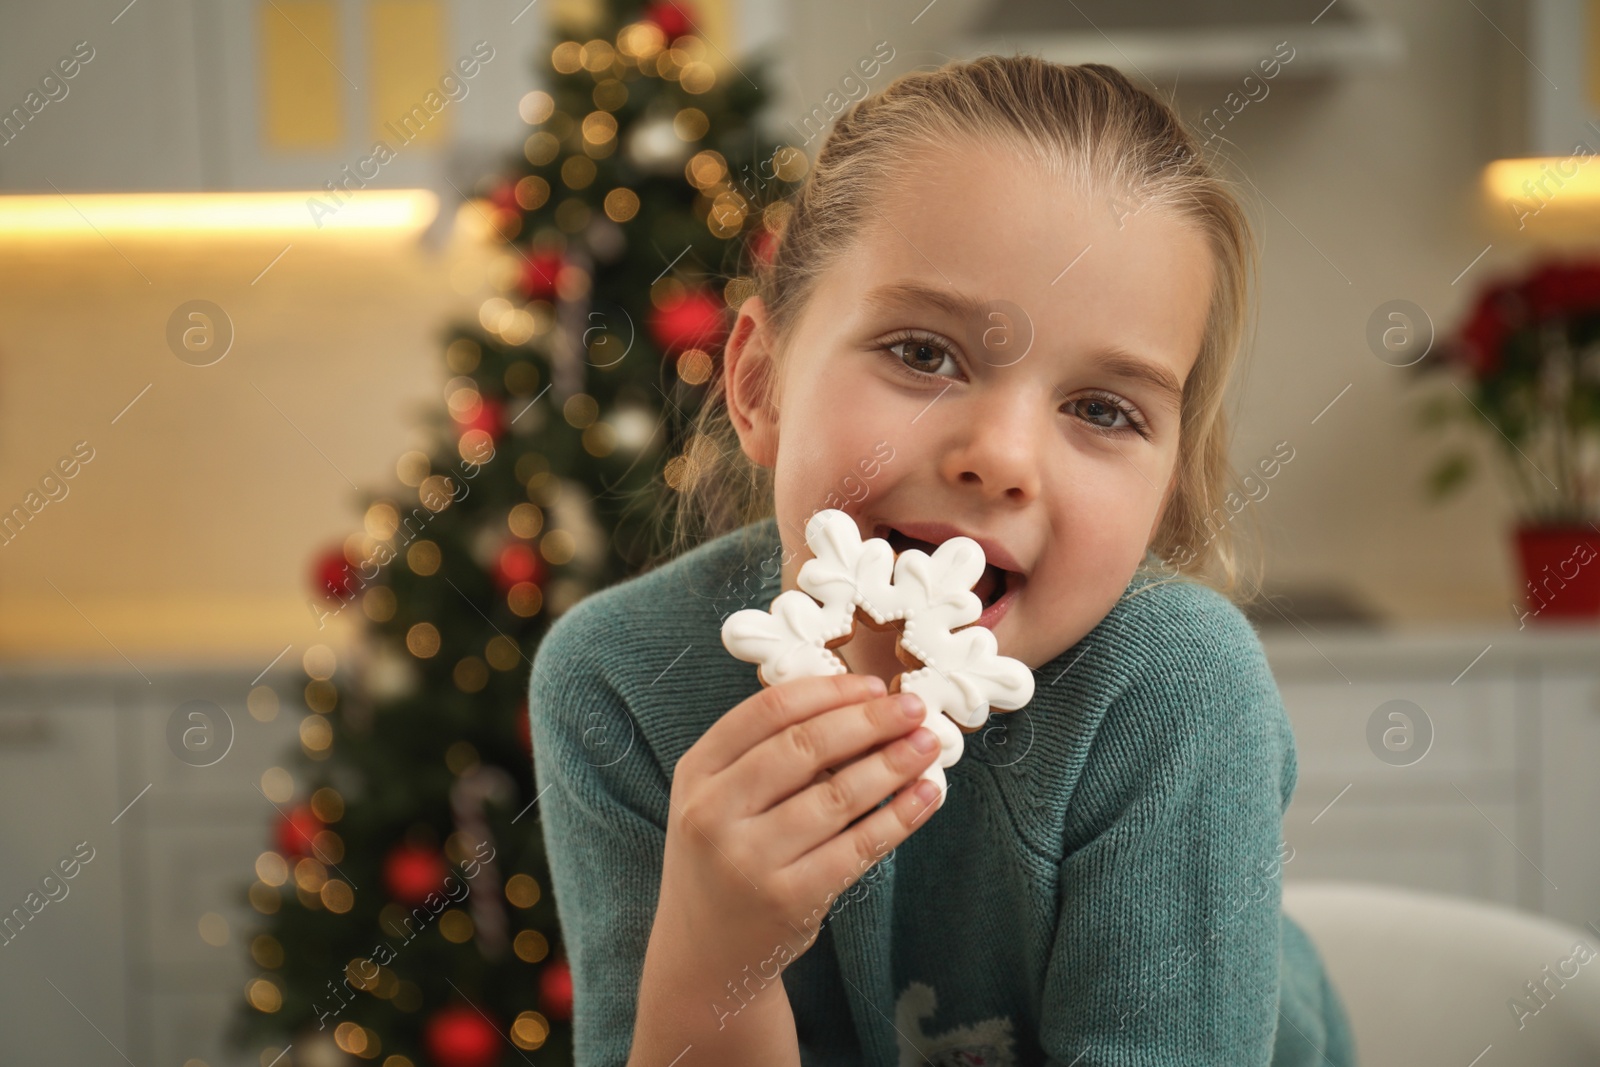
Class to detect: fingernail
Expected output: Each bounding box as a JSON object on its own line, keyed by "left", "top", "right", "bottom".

{"left": 913, "top": 779, "right": 940, "bottom": 805}
{"left": 864, "top": 674, "right": 888, "bottom": 697}
{"left": 907, "top": 726, "right": 937, "bottom": 753}
{"left": 898, "top": 693, "right": 924, "bottom": 719}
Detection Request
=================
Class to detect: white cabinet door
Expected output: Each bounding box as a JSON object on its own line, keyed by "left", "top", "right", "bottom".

{"left": 120, "top": 669, "right": 302, "bottom": 1066}
{"left": 1536, "top": 672, "right": 1600, "bottom": 930}
{"left": 0, "top": 677, "right": 135, "bottom": 1065}
{"left": 1277, "top": 672, "right": 1534, "bottom": 909}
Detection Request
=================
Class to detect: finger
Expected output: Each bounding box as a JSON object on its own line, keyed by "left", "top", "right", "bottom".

{"left": 720, "top": 690, "right": 926, "bottom": 816}
{"left": 778, "top": 755, "right": 945, "bottom": 901}
{"left": 695, "top": 672, "right": 887, "bottom": 776}
{"left": 758, "top": 723, "right": 941, "bottom": 865}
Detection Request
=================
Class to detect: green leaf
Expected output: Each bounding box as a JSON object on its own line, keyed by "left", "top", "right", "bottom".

{"left": 1414, "top": 392, "right": 1461, "bottom": 428}
{"left": 1425, "top": 452, "right": 1475, "bottom": 499}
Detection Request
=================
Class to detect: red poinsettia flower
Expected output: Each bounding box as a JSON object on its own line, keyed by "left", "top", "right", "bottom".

{"left": 1522, "top": 259, "right": 1600, "bottom": 320}
{"left": 1453, "top": 278, "right": 1525, "bottom": 379}
{"left": 1448, "top": 256, "right": 1600, "bottom": 379}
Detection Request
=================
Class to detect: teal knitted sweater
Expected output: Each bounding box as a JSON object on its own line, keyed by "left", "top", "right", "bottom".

{"left": 527, "top": 515, "right": 1356, "bottom": 1066}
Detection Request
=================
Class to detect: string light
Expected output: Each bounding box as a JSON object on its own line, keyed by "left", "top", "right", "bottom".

{"left": 304, "top": 679, "right": 337, "bottom": 714}
{"left": 246, "top": 977, "right": 283, "bottom": 1013}
{"left": 593, "top": 78, "right": 628, "bottom": 110}
{"left": 540, "top": 529, "right": 577, "bottom": 565}
{"left": 452, "top": 656, "right": 489, "bottom": 693}
{"left": 508, "top": 503, "right": 545, "bottom": 538}
{"left": 603, "top": 188, "right": 640, "bottom": 222}
{"left": 247, "top": 685, "right": 280, "bottom": 723}
{"left": 514, "top": 929, "right": 550, "bottom": 962}
{"left": 518, "top": 90, "right": 554, "bottom": 125}
{"left": 506, "top": 873, "right": 542, "bottom": 908}
{"left": 508, "top": 582, "right": 543, "bottom": 617}
{"left": 406, "top": 540, "right": 441, "bottom": 576}
{"left": 249, "top": 881, "right": 280, "bottom": 914}
{"left": 406, "top": 622, "right": 441, "bottom": 658}
{"left": 563, "top": 392, "right": 599, "bottom": 428}
{"left": 300, "top": 714, "right": 333, "bottom": 755}
{"left": 251, "top": 934, "right": 284, "bottom": 968}
{"left": 512, "top": 1011, "right": 551, "bottom": 1050}
{"left": 551, "top": 41, "right": 582, "bottom": 73}
{"left": 311, "top": 787, "right": 345, "bottom": 822}
{"left": 515, "top": 175, "right": 551, "bottom": 210}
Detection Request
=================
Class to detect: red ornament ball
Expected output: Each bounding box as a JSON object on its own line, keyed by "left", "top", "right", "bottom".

{"left": 489, "top": 180, "right": 519, "bottom": 214}
{"left": 313, "top": 546, "right": 358, "bottom": 601}
{"left": 539, "top": 957, "right": 573, "bottom": 1021}
{"left": 648, "top": 288, "right": 728, "bottom": 355}
{"left": 643, "top": 0, "right": 696, "bottom": 40}
{"left": 423, "top": 1003, "right": 502, "bottom": 1067}
{"left": 275, "top": 806, "right": 323, "bottom": 858}
{"left": 456, "top": 396, "right": 504, "bottom": 441}
{"left": 384, "top": 843, "right": 449, "bottom": 906}
{"left": 493, "top": 542, "right": 544, "bottom": 594}
{"left": 519, "top": 250, "right": 567, "bottom": 301}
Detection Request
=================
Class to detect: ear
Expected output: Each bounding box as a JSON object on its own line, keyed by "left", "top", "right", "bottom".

{"left": 723, "top": 295, "right": 781, "bottom": 469}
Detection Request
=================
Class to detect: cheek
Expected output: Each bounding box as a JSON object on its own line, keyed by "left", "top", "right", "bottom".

{"left": 773, "top": 371, "right": 900, "bottom": 511}
{"left": 779, "top": 363, "right": 902, "bottom": 465}
{"left": 1039, "top": 469, "right": 1163, "bottom": 590}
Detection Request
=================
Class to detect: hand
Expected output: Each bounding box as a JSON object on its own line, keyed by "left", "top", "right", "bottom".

{"left": 656, "top": 672, "right": 943, "bottom": 972}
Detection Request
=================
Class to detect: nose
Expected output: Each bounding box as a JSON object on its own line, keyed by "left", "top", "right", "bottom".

{"left": 937, "top": 387, "right": 1044, "bottom": 504}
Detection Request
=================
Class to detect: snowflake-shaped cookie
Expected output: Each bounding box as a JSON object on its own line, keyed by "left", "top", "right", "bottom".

{"left": 720, "top": 509, "right": 1035, "bottom": 798}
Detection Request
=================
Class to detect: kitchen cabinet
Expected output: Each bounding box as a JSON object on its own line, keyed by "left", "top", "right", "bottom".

{"left": 0, "top": 661, "right": 300, "bottom": 1067}
{"left": 0, "top": 1, "right": 543, "bottom": 195}
{"left": 1265, "top": 622, "right": 1600, "bottom": 932}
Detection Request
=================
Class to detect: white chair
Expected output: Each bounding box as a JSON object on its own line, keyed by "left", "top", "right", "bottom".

{"left": 1282, "top": 880, "right": 1600, "bottom": 1067}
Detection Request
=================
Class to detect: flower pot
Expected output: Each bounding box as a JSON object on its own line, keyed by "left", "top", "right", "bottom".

{"left": 1513, "top": 524, "right": 1600, "bottom": 621}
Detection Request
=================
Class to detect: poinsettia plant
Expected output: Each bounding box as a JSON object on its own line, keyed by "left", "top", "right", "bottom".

{"left": 1416, "top": 256, "right": 1600, "bottom": 526}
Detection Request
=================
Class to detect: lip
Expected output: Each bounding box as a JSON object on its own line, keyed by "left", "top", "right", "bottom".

{"left": 870, "top": 520, "right": 1026, "bottom": 575}
{"left": 976, "top": 570, "right": 1023, "bottom": 629}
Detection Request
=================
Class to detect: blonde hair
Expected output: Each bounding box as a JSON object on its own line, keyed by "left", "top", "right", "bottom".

{"left": 645, "top": 54, "right": 1266, "bottom": 607}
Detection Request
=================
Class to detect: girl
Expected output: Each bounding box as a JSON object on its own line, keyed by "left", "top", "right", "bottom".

{"left": 529, "top": 55, "right": 1356, "bottom": 1066}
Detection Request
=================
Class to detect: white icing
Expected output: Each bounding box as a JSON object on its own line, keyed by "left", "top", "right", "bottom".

{"left": 719, "top": 508, "right": 1036, "bottom": 802}
{"left": 721, "top": 589, "right": 851, "bottom": 686}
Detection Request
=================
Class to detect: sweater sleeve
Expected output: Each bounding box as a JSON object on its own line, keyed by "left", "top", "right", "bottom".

{"left": 1037, "top": 612, "right": 1293, "bottom": 1066}
{"left": 527, "top": 606, "right": 671, "bottom": 1067}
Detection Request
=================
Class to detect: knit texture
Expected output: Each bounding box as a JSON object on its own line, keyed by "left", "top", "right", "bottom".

{"left": 527, "top": 515, "right": 1357, "bottom": 1066}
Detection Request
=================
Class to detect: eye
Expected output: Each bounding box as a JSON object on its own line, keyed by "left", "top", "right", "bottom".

{"left": 1064, "top": 390, "right": 1152, "bottom": 440}
{"left": 880, "top": 330, "right": 962, "bottom": 380}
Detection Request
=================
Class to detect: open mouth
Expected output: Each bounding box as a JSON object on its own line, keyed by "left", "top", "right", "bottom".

{"left": 876, "top": 525, "right": 1015, "bottom": 609}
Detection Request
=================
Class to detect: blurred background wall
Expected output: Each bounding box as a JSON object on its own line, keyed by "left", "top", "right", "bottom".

{"left": 0, "top": 0, "right": 1588, "bottom": 665}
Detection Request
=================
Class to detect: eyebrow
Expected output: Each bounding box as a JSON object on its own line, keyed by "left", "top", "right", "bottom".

{"left": 862, "top": 281, "right": 1188, "bottom": 414}
{"left": 864, "top": 281, "right": 990, "bottom": 322}
{"left": 1083, "top": 347, "right": 1186, "bottom": 414}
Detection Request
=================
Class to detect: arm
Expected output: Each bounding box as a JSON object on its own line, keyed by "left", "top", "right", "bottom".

{"left": 630, "top": 876, "right": 803, "bottom": 1067}
{"left": 527, "top": 621, "right": 804, "bottom": 1066}
{"left": 1037, "top": 633, "right": 1293, "bottom": 1066}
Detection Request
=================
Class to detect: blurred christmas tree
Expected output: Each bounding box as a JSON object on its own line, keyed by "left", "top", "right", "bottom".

{"left": 228, "top": 2, "right": 803, "bottom": 1063}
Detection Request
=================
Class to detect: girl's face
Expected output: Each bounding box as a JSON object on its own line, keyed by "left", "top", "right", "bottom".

{"left": 725, "top": 141, "right": 1215, "bottom": 672}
